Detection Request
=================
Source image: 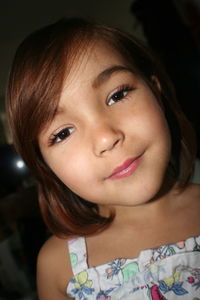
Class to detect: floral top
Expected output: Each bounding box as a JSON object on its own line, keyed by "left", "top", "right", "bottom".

{"left": 66, "top": 236, "right": 200, "bottom": 299}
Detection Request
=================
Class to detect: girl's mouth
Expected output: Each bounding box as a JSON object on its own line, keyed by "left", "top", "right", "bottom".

{"left": 107, "top": 155, "right": 142, "bottom": 179}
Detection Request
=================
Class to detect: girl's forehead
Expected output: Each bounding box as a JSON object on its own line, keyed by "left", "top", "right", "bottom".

{"left": 62, "top": 41, "right": 126, "bottom": 91}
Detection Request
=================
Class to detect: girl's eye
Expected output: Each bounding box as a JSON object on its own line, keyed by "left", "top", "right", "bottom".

{"left": 107, "top": 85, "right": 134, "bottom": 106}
{"left": 49, "top": 127, "right": 74, "bottom": 145}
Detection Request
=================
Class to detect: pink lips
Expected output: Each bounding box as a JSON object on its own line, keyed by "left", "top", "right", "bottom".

{"left": 108, "top": 155, "right": 142, "bottom": 179}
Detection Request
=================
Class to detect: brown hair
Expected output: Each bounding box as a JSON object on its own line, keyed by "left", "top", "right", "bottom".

{"left": 6, "top": 18, "right": 196, "bottom": 237}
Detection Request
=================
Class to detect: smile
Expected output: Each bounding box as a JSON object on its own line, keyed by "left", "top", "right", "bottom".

{"left": 108, "top": 155, "right": 142, "bottom": 179}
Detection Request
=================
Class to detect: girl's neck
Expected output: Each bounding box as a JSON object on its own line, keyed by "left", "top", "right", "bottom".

{"left": 100, "top": 177, "right": 181, "bottom": 227}
{"left": 87, "top": 182, "right": 200, "bottom": 267}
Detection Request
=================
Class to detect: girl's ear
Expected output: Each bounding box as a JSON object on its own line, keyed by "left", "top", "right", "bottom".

{"left": 151, "top": 75, "right": 164, "bottom": 110}
{"left": 151, "top": 75, "right": 162, "bottom": 92}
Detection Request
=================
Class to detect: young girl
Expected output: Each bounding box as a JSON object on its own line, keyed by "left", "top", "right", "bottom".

{"left": 6, "top": 18, "right": 200, "bottom": 299}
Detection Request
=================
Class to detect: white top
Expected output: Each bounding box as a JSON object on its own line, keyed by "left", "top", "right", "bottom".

{"left": 66, "top": 235, "right": 200, "bottom": 299}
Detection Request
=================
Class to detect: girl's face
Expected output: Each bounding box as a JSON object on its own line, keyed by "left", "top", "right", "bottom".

{"left": 39, "top": 42, "right": 171, "bottom": 208}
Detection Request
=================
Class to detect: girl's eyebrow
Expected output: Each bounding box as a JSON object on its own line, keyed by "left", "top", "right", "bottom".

{"left": 92, "top": 65, "right": 133, "bottom": 88}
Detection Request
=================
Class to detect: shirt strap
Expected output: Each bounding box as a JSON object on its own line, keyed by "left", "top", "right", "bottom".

{"left": 67, "top": 237, "right": 88, "bottom": 275}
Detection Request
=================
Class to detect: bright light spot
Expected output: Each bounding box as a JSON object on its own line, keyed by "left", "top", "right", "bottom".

{"left": 16, "top": 160, "right": 25, "bottom": 169}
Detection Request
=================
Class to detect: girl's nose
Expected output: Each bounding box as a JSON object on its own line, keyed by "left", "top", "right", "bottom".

{"left": 91, "top": 122, "right": 124, "bottom": 157}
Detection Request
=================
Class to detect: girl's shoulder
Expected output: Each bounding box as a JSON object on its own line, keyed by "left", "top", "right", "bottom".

{"left": 37, "top": 235, "right": 73, "bottom": 299}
